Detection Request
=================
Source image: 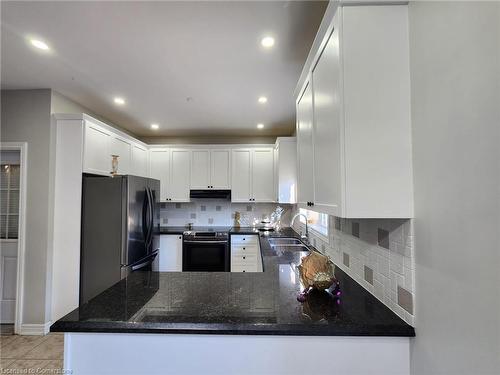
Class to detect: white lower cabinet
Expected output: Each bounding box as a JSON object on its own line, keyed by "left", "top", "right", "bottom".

{"left": 159, "top": 235, "right": 183, "bottom": 272}
{"left": 230, "top": 235, "right": 262, "bottom": 272}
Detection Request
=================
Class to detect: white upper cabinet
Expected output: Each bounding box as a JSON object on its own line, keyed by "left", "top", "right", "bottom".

{"left": 231, "top": 149, "right": 252, "bottom": 202}
{"left": 189, "top": 149, "right": 230, "bottom": 189}
{"left": 296, "top": 83, "right": 315, "bottom": 206}
{"left": 83, "top": 121, "right": 112, "bottom": 175}
{"left": 295, "top": 4, "right": 413, "bottom": 218}
{"left": 311, "top": 15, "right": 342, "bottom": 216}
{"left": 131, "top": 143, "right": 149, "bottom": 177}
{"left": 149, "top": 149, "right": 170, "bottom": 201}
{"left": 83, "top": 119, "right": 148, "bottom": 178}
{"left": 210, "top": 149, "right": 231, "bottom": 189}
{"left": 251, "top": 149, "right": 274, "bottom": 202}
{"left": 169, "top": 149, "right": 191, "bottom": 202}
{"left": 275, "top": 138, "right": 297, "bottom": 204}
{"left": 231, "top": 148, "right": 274, "bottom": 203}
{"left": 191, "top": 150, "right": 211, "bottom": 189}
{"left": 109, "top": 136, "right": 131, "bottom": 175}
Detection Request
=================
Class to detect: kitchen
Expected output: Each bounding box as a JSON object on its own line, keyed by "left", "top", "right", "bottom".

{"left": 1, "top": 1, "right": 499, "bottom": 375}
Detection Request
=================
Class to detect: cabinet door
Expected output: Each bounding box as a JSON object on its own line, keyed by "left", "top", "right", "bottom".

{"left": 83, "top": 121, "right": 111, "bottom": 175}
{"left": 210, "top": 149, "right": 231, "bottom": 189}
{"left": 252, "top": 149, "right": 274, "bottom": 202}
{"left": 109, "top": 136, "right": 131, "bottom": 175}
{"left": 131, "top": 144, "right": 149, "bottom": 177}
{"left": 296, "top": 82, "right": 315, "bottom": 205}
{"left": 191, "top": 150, "right": 210, "bottom": 189}
{"left": 170, "top": 149, "right": 191, "bottom": 202}
{"left": 159, "top": 235, "right": 183, "bottom": 271}
{"left": 274, "top": 146, "right": 279, "bottom": 202}
{"left": 231, "top": 149, "right": 252, "bottom": 202}
{"left": 276, "top": 139, "right": 297, "bottom": 204}
{"left": 311, "top": 22, "right": 342, "bottom": 216}
{"left": 150, "top": 150, "right": 170, "bottom": 201}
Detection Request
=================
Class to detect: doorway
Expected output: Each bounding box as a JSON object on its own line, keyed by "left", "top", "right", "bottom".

{"left": 0, "top": 143, "right": 27, "bottom": 334}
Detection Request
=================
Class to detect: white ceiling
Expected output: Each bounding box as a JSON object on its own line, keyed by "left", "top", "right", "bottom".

{"left": 1, "top": 1, "right": 327, "bottom": 137}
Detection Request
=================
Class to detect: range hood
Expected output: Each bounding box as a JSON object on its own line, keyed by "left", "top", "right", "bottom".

{"left": 190, "top": 189, "right": 231, "bottom": 199}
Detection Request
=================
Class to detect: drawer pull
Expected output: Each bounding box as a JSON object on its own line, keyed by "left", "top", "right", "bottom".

{"left": 243, "top": 256, "right": 246, "bottom": 260}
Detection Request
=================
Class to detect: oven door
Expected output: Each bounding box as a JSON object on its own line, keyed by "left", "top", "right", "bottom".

{"left": 182, "top": 240, "right": 229, "bottom": 272}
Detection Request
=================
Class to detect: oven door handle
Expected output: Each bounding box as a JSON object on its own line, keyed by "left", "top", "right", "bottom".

{"left": 183, "top": 240, "right": 228, "bottom": 244}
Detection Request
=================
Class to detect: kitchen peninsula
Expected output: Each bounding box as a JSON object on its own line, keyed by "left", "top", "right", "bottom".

{"left": 52, "top": 228, "right": 414, "bottom": 375}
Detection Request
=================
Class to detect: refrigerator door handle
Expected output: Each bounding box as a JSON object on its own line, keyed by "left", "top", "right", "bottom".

{"left": 142, "top": 188, "right": 149, "bottom": 248}
{"left": 146, "top": 187, "right": 154, "bottom": 251}
{"left": 131, "top": 250, "right": 158, "bottom": 271}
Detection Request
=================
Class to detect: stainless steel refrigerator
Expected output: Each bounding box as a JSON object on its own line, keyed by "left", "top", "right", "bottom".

{"left": 80, "top": 174, "right": 160, "bottom": 305}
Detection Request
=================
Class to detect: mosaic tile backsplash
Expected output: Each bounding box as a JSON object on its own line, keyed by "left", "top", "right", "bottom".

{"left": 293, "top": 214, "right": 415, "bottom": 326}
{"left": 159, "top": 200, "right": 293, "bottom": 228}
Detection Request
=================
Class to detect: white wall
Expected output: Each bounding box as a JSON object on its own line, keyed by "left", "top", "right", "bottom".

{"left": 408, "top": 2, "right": 500, "bottom": 374}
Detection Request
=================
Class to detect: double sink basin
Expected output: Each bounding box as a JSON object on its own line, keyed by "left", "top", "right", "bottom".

{"left": 267, "top": 237, "right": 310, "bottom": 252}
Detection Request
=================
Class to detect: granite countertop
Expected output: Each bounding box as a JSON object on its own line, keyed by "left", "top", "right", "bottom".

{"left": 51, "top": 227, "right": 415, "bottom": 337}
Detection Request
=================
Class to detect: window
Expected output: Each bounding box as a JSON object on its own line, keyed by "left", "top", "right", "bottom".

{"left": 299, "top": 208, "right": 329, "bottom": 237}
{"left": 0, "top": 164, "right": 20, "bottom": 239}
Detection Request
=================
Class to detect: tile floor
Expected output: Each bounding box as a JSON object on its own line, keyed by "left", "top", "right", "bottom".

{"left": 0, "top": 332, "right": 64, "bottom": 372}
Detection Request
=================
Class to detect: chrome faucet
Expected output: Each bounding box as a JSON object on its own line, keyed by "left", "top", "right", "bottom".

{"left": 291, "top": 213, "right": 309, "bottom": 244}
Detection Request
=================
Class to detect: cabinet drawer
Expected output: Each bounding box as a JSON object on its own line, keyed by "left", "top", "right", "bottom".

{"left": 231, "top": 235, "right": 259, "bottom": 245}
{"left": 231, "top": 264, "right": 259, "bottom": 273}
{"left": 231, "top": 244, "right": 258, "bottom": 256}
{"left": 232, "top": 254, "right": 258, "bottom": 264}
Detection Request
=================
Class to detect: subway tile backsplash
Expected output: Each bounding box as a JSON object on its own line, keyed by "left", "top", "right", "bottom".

{"left": 293, "top": 214, "right": 415, "bottom": 326}
{"left": 159, "top": 200, "right": 292, "bottom": 228}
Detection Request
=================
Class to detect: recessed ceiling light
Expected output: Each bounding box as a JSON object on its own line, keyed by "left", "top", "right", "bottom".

{"left": 113, "top": 97, "right": 125, "bottom": 105}
{"left": 257, "top": 123, "right": 265, "bottom": 129}
{"left": 261, "top": 36, "right": 275, "bottom": 48}
{"left": 258, "top": 96, "right": 268, "bottom": 104}
{"left": 151, "top": 124, "right": 159, "bottom": 130}
{"left": 30, "top": 39, "right": 50, "bottom": 51}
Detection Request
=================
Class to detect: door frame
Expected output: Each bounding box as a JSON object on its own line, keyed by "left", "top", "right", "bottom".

{"left": 1, "top": 142, "right": 28, "bottom": 334}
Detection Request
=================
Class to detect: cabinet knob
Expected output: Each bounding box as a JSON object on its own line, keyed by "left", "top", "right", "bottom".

{"left": 243, "top": 247, "right": 245, "bottom": 250}
{"left": 243, "top": 256, "right": 246, "bottom": 259}
{"left": 243, "top": 270, "right": 246, "bottom": 273}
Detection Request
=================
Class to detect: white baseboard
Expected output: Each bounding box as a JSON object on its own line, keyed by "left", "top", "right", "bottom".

{"left": 19, "top": 322, "right": 51, "bottom": 335}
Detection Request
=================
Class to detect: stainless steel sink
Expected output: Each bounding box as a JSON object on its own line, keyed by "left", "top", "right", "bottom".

{"left": 268, "top": 238, "right": 303, "bottom": 245}
{"left": 268, "top": 237, "right": 310, "bottom": 251}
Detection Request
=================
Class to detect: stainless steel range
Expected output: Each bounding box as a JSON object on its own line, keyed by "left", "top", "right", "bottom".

{"left": 182, "top": 228, "right": 230, "bottom": 272}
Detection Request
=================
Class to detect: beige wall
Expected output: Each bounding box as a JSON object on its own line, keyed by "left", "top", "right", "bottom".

{"left": 409, "top": 2, "right": 500, "bottom": 374}
{"left": 50, "top": 91, "right": 134, "bottom": 137}
{"left": 141, "top": 136, "right": 277, "bottom": 145}
{"left": 1, "top": 89, "right": 53, "bottom": 324}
